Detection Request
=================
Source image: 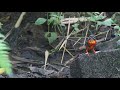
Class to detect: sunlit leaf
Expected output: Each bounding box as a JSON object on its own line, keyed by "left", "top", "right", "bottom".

{"left": 0, "top": 32, "right": 12, "bottom": 75}
{"left": 72, "top": 23, "right": 79, "bottom": 28}
{"left": 74, "top": 28, "right": 79, "bottom": 32}
{"left": 88, "top": 16, "right": 96, "bottom": 22}
{"left": 114, "top": 25, "right": 120, "bottom": 30}
{"left": 35, "top": 18, "right": 47, "bottom": 25}
{"left": 102, "top": 18, "right": 114, "bottom": 26}
{"left": 0, "top": 33, "right": 5, "bottom": 38}
{"left": 0, "top": 68, "right": 5, "bottom": 74}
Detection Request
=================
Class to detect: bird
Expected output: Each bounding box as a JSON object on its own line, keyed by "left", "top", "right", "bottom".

{"left": 85, "top": 35, "right": 97, "bottom": 56}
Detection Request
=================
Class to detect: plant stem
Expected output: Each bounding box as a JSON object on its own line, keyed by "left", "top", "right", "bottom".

{"left": 57, "top": 25, "right": 62, "bottom": 35}
{"left": 48, "top": 25, "right": 50, "bottom": 32}
{"left": 83, "top": 22, "right": 90, "bottom": 46}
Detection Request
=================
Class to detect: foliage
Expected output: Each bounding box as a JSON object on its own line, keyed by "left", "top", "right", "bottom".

{"left": 45, "top": 32, "right": 57, "bottom": 44}
{"left": 35, "top": 18, "right": 47, "bottom": 25}
{"left": 0, "top": 25, "right": 12, "bottom": 76}
{"left": 87, "top": 12, "right": 106, "bottom": 22}
{"left": 72, "top": 23, "right": 79, "bottom": 32}
{"left": 35, "top": 12, "right": 120, "bottom": 63}
{"left": 97, "top": 18, "right": 114, "bottom": 26}
{"left": 35, "top": 12, "right": 64, "bottom": 44}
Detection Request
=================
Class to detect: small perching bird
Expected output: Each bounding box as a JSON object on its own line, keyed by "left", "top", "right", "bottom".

{"left": 85, "top": 35, "right": 97, "bottom": 56}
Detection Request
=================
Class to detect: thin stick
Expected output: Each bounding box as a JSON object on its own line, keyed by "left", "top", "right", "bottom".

{"left": 105, "top": 30, "right": 110, "bottom": 40}
{"left": 58, "top": 54, "right": 79, "bottom": 74}
{"left": 63, "top": 46, "right": 74, "bottom": 57}
{"left": 59, "top": 32, "right": 73, "bottom": 50}
{"left": 3, "top": 27, "right": 14, "bottom": 41}
{"left": 55, "top": 38, "right": 64, "bottom": 50}
{"left": 59, "top": 23, "right": 88, "bottom": 51}
{"left": 83, "top": 22, "right": 89, "bottom": 46}
{"left": 15, "top": 12, "right": 26, "bottom": 28}
{"left": 61, "top": 17, "right": 71, "bottom": 64}
{"left": 73, "top": 37, "right": 82, "bottom": 46}
{"left": 3, "top": 12, "right": 26, "bottom": 41}
{"left": 61, "top": 46, "right": 66, "bottom": 64}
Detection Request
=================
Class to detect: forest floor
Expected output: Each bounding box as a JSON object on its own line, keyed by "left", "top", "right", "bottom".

{"left": 0, "top": 12, "right": 73, "bottom": 78}
{"left": 0, "top": 12, "right": 117, "bottom": 78}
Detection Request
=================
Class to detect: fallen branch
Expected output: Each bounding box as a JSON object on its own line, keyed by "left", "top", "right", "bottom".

{"left": 15, "top": 12, "right": 26, "bottom": 28}
{"left": 3, "top": 12, "right": 26, "bottom": 41}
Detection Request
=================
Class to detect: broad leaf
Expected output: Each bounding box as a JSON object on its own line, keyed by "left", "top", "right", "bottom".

{"left": 74, "top": 28, "right": 79, "bottom": 32}
{"left": 45, "top": 32, "right": 57, "bottom": 44}
{"left": 114, "top": 25, "right": 120, "bottom": 30}
{"left": 102, "top": 18, "right": 114, "bottom": 26}
{"left": 35, "top": 18, "right": 46, "bottom": 25}
{"left": 0, "top": 33, "right": 5, "bottom": 38}
{"left": 72, "top": 23, "right": 79, "bottom": 28}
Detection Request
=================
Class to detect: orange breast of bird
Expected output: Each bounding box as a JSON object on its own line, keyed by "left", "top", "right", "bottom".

{"left": 87, "top": 39, "right": 97, "bottom": 51}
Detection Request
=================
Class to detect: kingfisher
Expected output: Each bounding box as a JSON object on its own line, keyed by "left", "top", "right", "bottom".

{"left": 85, "top": 35, "right": 97, "bottom": 56}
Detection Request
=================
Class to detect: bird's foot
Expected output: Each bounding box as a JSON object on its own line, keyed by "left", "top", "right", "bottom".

{"left": 85, "top": 52, "right": 90, "bottom": 56}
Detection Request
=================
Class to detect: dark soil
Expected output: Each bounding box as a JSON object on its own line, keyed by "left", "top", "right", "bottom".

{"left": 0, "top": 12, "right": 73, "bottom": 78}
{"left": 0, "top": 12, "right": 117, "bottom": 78}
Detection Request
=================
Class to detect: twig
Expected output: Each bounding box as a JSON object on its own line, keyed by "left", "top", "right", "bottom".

{"left": 58, "top": 36, "right": 84, "bottom": 38}
{"left": 15, "top": 12, "right": 26, "bottom": 28}
{"left": 58, "top": 54, "right": 79, "bottom": 74}
{"left": 59, "top": 32, "right": 73, "bottom": 50}
{"left": 83, "top": 22, "right": 90, "bottom": 45}
{"left": 62, "top": 46, "right": 74, "bottom": 57}
{"left": 73, "top": 37, "right": 82, "bottom": 46}
{"left": 68, "top": 39, "right": 82, "bottom": 44}
{"left": 61, "top": 17, "right": 71, "bottom": 64}
{"left": 105, "top": 29, "right": 110, "bottom": 40}
{"left": 55, "top": 38, "right": 64, "bottom": 50}
{"left": 3, "top": 27, "right": 14, "bottom": 41}
{"left": 3, "top": 12, "right": 26, "bottom": 41}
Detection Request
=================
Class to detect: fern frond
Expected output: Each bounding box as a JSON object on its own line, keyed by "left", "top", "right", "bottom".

{"left": 0, "top": 32, "right": 12, "bottom": 75}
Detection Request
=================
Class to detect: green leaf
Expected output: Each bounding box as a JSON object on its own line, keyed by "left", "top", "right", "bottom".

{"left": 72, "top": 23, "right": 79, "bottom": 28}
{"left": 53, "top": 18, "right": 60, "bottom": 25}
{"left": 74, "top": 28, "right": 79, "bottom": 32}
{"left": 88, "top": 16, "right": 96, "bottom": 22}
{"left": 60, "top": 16, "right": 64, "bottom": 19}
{"left": 97, "top": 21, "right": 103, "bottom": 26}
{"left": 0, "top": 32, "right": 12, "bottom": 75}
{"left": 96, "top": 15, "right": 106, "bottom": 20}
{"left": 102, "top": 18, "right": 114, "bottom": 26}
{"left": 48, "top": 17, "right": 56, "bottom": 25}
{"left": 114, "top": 25, "right": 120, "bottom": 30}
{"left": 0, "top": 33, "right": 5, "bottom": 38}
{"left": 45, "top": 32, "right": 57, "bottom": 44}
{"left": 35, "top": 18, "right": 47, "bottom": 25}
